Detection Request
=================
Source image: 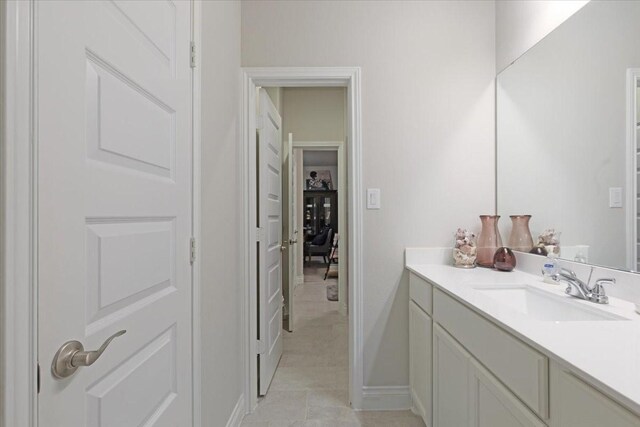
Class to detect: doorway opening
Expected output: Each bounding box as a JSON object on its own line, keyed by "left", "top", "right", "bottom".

{"left": 253, "top": 86, "right": 349, "bottom": 418}
{"left": 241, "top": 68, "right": 363, "bottom": 416}
{"left": 294, "top": 145, "right": 347, "bottom": 317}
{"left": 298, "top": 148, "right": 342, "bottom": 317}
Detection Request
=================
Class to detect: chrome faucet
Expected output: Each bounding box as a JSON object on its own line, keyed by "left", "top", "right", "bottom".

{"left": 551, "top": 266, "right": 615, "bottom": 304}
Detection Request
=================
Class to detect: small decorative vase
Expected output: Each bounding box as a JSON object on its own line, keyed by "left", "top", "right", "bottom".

{"left": 494, "top": 247, "right": 517, "bottom": 272}
{"left": 453, "top": 228, "right": 477, "bottom": 268}
{"left": 477, "top": 215, "right": 503, "bottom": 268}
{"left": 453, "top": 248, "right": 477, "bottom": 268}
{"left": 508, "top": 215, "right": 534, "bottom": 252}
{"left": 538, "top": 229, "right": 561, "bottom": 258}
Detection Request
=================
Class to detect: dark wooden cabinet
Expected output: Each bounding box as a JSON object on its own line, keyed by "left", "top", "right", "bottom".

{"left": 303, "top": 190, "right": 338, "bottom": 240}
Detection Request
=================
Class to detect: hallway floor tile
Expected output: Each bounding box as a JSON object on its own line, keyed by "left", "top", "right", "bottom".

{"left": 240, "top": 262, "right": 425, "bottom": 427}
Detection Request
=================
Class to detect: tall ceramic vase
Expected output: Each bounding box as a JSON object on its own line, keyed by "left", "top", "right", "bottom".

{"left": 477, "top": 215, "right": 502, "bottom": 268}
{"left": 508, "top": 215, "right": 534, "bottom": 252}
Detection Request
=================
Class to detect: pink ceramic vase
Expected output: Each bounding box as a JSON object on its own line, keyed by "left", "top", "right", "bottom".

{"left": 477, "top": 215, "right": 502, "bottom": 268}
{"left": 508, "top": 215, "right": 534, "bottom": 253}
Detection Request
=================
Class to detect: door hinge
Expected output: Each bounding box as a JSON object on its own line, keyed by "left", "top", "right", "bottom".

{"left": 37, "top": 362, "right": 41, "bottom": 394}
{"left": 256, "top": 339, "right": 265, "bottom": 354}
{"left": 256, "top": 227, "right": 265, "bottom": 242}
{"left": 256, "top": 116, "right": 264, "bottom": 130}
{"left": 190, "top": 41, "right": 196, "bottom": 68}
{"left": 190, "top": 237, "right": 196, "bottom": 265}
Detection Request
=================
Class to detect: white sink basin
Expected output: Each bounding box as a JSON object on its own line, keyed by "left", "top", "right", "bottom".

{"left": 473, "top": 285, "right": 629, "bottom": 322}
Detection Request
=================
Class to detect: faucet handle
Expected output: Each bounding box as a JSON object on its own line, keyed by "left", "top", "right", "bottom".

{"left": 589, "top": 278, "right": 615, "bottom": 304}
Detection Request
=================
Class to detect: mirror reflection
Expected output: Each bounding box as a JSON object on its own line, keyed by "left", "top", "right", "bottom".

{"left": 497, "top": 0, "right": 640, "bottom": 272}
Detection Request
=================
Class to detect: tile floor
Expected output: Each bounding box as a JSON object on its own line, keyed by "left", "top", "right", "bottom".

{"left": 240, "top": 262, "right": 425, "bottom": 427}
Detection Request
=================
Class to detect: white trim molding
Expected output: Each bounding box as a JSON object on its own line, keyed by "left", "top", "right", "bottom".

{"left": 241, "top": 67, "right": 363, "bottom": 412}
{"left": 2, "top": 1, "right": 38, "bottom": 426}
{"left": 361, "top": 386, "right": 412, "bottom": 411}
{"left": 626, "top": 68, "right": 640, "bottom": 271}
{"left": 191, "top": 1, "right": 203, "bottom": 425}
{"left": 225, "top": 394, "right": 246, "bottom": 427}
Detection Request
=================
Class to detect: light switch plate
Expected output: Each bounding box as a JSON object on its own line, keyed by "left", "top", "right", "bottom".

{"left": 367, "top": 188, "right": 381, "bottom": 209}
{"left": 609, "top": 187, "right": 623, "bottom": 208}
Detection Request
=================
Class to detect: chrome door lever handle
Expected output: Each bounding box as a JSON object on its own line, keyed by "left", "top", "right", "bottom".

{"left": 52, "top": 330, "right": 126, "bottom": 379}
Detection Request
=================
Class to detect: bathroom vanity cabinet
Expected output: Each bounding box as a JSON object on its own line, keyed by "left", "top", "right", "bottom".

{"left": 408, "top": 272, "right": 432, "bottom": 424}
{"left": 408, "top": 271, "right": 640, "bottom": 427}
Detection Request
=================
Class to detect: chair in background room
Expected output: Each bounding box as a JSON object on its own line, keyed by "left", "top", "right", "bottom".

{"left": 324, "top": 233, "right": 339, "bottom": 280}
{"left": 305, "top": 227, "right": 333, "bottom": 264}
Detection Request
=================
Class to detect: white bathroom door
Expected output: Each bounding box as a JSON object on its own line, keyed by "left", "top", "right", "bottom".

{"left": 37, "top": 1, "right": 193, "bottom": 426}
{"left": 258, "top": 89, "right": 284, "bottom": 394}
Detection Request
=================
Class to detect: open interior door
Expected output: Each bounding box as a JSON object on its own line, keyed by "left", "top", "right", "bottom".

{"left": 257, "top": 89, "right": 284, "bottom": 394}
{"left": 282, "top": 133, "right": 298, "bottom": 332}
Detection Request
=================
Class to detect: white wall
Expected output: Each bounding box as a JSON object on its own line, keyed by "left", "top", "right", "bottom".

{"left": 242, "top": 0, "right": 496, "bottom": 389}
{"left": 282, "top": 87, "right": 346, "bottom": 141}
{"left": 495, "top": 0, "right": 588, "bottom": 72}
{"left": 200, "top": 1, "right": 243, "bottom": 425}
{"left": 497, "top": 1, "right": 640, "bottom": 270}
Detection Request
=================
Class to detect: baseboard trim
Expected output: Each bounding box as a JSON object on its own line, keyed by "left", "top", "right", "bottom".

{"left": 410, "top": 389, "right": 426, "bottom": 421}
{"left": 226, "top": 393, "right": 246, "bottom": 427}
{"left": 361, "top": 386, "right": 412, "bottom": 411}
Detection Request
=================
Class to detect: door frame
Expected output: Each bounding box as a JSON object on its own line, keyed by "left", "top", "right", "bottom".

{"left": 293, "top": 141, "right": 347, "bottom": 316}
{"left": 626, "top": 68, "right": 640, "bottom": 271}
{"left": 1, "top": 2, "right": 203, "bottom": 426}
{"left": 2, "top": 1, "right": 38, "bottom": 425}
{"left": 241, "top": 67, "right": 363, "bottom": 412}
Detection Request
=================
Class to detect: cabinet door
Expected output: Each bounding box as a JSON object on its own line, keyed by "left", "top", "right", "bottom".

{"left": 469, "top": 358, "right": 546, "bottom": 427}
{"left": 410, "top": 301, "right": 432, "bottom": 426}
{"left": 433, "top": 324, "right": 471, "bottom": 427}
{"left": 550, "top": 364, "right": 640, "bottom": 427}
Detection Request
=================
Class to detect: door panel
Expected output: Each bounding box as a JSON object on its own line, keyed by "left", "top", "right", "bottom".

{"left": 469, "top": 359, "right": 545, "bottom": 427}
{"left": 258, "top": 89, "right": 284, "bottom": 394}
{"left": 550, "top": 364, "right": 640, "bottom": 427}
{"left": 37, "top": 1, "right": 192, "bottom": 425}
{"left": 433, "top": 324, "right": 470, "bottom": 427}
{"left": 86, "top": 327, "right": 178, "bottom": 427}
{"left": 283, "top": 133, "right": 296, "bottom": 332}
{"left": 409, "top": 300, "right": 432, "bottom": 425}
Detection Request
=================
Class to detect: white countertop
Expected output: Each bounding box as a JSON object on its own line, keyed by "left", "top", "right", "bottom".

{"left": 406, "top": 262, "right": 640, "bottom": 416}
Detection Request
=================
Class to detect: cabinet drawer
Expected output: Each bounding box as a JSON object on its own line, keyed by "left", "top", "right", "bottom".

{"left": 409, "top": 272, "right": 432, "bottom": 315}
{"left": 433, "top": 289, "right": 549, "bottom": 420}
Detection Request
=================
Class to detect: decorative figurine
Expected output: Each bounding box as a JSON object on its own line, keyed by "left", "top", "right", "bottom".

{"left": 538, "top": 229, "right": 560, "bottom": 257}
{"left": 453, "top": 228, "right": 477, "bottom": 268}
